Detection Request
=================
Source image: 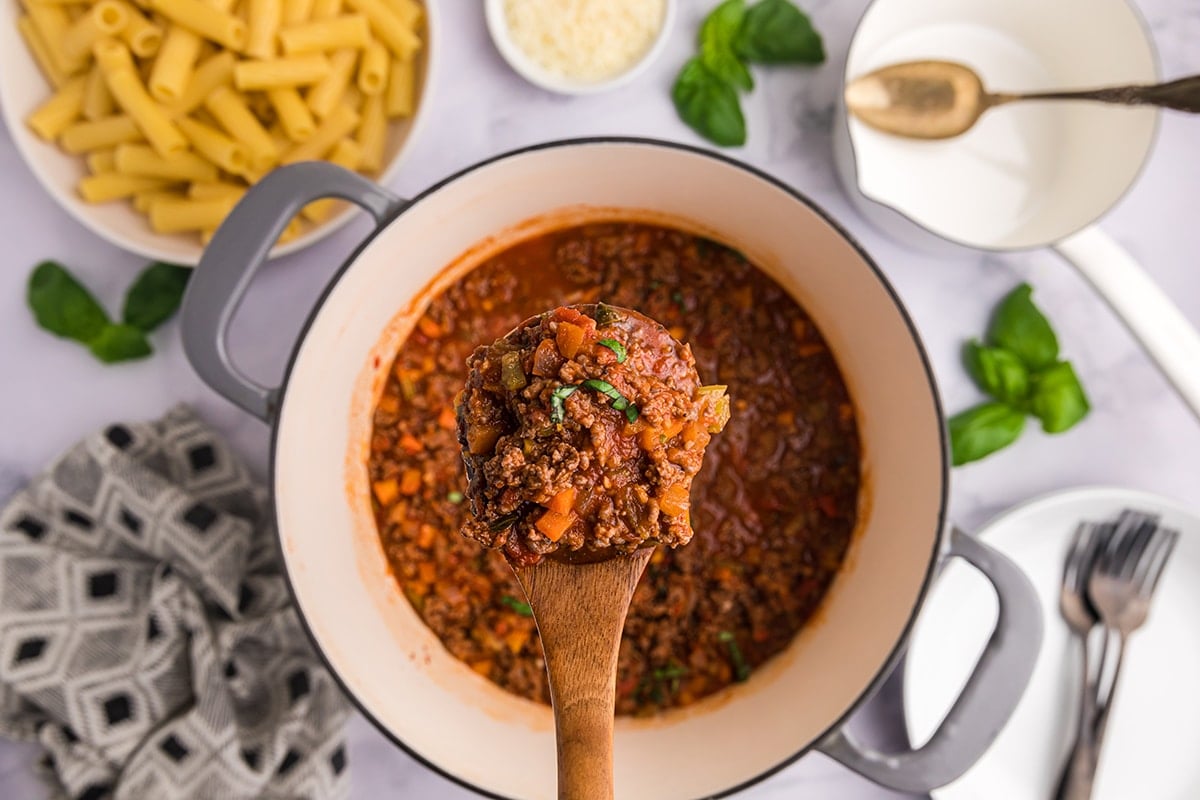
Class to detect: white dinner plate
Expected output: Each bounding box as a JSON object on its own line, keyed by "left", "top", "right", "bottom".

{"left": 904, "top": 486, "right": 1200, "bottom": 800}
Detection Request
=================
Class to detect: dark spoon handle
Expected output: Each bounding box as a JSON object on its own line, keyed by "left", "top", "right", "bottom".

{"left": 999, "top": 74, "right": 1200, "bottom": 113}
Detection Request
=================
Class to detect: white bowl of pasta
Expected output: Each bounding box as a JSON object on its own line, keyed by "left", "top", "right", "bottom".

{"left": 0, "top": 0, "right": 435, "bottom": 265}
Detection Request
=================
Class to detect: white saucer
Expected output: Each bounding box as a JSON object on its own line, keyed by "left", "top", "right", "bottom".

{"left": 903, "top": 486, "right": 1200, "bottom": 800}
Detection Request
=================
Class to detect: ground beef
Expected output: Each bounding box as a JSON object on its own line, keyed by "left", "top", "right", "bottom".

{"left": 457, "top": 305, "right": 729, "bottom": 565}
{"left": 367, "top": 222, "right": 860, "bottom": 716}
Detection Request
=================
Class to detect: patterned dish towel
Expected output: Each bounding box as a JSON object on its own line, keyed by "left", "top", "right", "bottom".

{"left": 0, "top": 406, "right": 350, "bottom": 799}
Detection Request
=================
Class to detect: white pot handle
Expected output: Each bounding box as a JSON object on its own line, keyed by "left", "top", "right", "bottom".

{"left": 1053, "top": 226, "right": 1200, "bottom": 419}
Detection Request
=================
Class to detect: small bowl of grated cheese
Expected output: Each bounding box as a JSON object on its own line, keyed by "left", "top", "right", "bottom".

{"left": 485, "top": 0, "right": 675, "bottom": 94}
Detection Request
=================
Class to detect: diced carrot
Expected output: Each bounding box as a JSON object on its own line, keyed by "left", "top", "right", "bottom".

{"left": 535, "top": 509, "right": 573, "bottom": 542}
{"left": 532, "top": 339, "right": 561, "bottom": 377}
{"left": 417, "top": 317, "right": 443, "bottom": 338}
{"left": 398, "top": 433, "right": 423, "bottom": 454}
{"left": 714, "top": 565, "right": 735, "bottom": 583}
{"left": 370, "top": 433, "right": 390, "bottom": 453}
{"left": 681, "top": 422, "right": 709, "bottom": 447}
{"left": 791, "top": 318, "right": 809, "bottom": 338}
{"left": 776, "top": 410, "right": 795, "bottom": 428}
{"left": 437, "top": 406, "right": 457, "bottom": 431}
{"left": 399, "top": 468, "right": 422, "bottom": 495}
{"left": 546, "top": 487, "right": 577, "bottom": 514}
{"left": 469, "top": 660, "right": 493, "bottom": 676}
{"left": 798, "top": 343, "right": 825, "bottom": 358}
{"left": 417, "top": 524, "right": 437, "bottom": 549}
{"left": 556, "top": 322, "right": 585, "bottom": 358}
{"left": 504, "top": 629, "right": 530, "bottom": 654}
{"left": 659, "top": 484, "right": 691, "bottom": 517}
{"left": 377, "top": 393, "right": 400, "bottom": 415}
{"left": 553, "top": 306, "right": 588, "bottom": 326}
{"left": 669, "top": 325, "right": 686, "bottom": 341}
{"left": 418, "top": 562, "right": 436, "bottom": 583}
{"left": 639, "top": 427, "right": 660, "bottom": 451}
{"left": 372, "top": 478, "right": 398, "bottom": 506}
{"left": 387, "top": 503, "right": 407, "bottom": 525}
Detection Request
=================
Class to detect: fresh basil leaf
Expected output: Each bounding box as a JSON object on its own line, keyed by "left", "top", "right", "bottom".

{"left": 735, "top": 0, "right": 825, "bottom": 65}
{"left": 27, "top": 261, "right": 111, "bottom": 344}
{"left": 122, "top": 262, "right": 191, "bottom": 332}
{"left": 964, "top": 340, "right": 1029, "bottom": 405}
{"left": 672, "top": 57, "right": 747, "bottom": 147}
{"left": 948, "top": 402, "right": 1026, "bottom": 466}
{"left": 88, "top": 324, "right": 153, "bottom": 364}
{"left": 700, "top": 0, "right": 753, "bottom": 91}
{"left": 1029, "top": 361, "right": 1090, "bottom": 433}
{"left": 987, "top": 283, "right": 1059, "bottom": 370}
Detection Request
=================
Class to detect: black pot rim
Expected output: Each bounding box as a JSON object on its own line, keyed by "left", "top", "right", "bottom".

{"left": 266, "top": 136, "right": 950, "bottom": 800}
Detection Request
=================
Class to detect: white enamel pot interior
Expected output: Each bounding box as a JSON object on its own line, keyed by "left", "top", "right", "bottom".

{"left": 831, "top": 0, "right": 1200, "bottom": 418}
{"left": 184, "top": 140, "right": 967, "bottom": 798}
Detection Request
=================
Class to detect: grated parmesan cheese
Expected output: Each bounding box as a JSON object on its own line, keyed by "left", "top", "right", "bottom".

{"left": 504, "top": 0, "right": 667, "bottom": 83}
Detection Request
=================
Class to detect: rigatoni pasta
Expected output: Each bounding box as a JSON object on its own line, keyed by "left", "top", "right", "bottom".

{"left": 26, "top": 75, "right": 88, "bottom": 140}
{"left": 147, "top": 0, "right": 246, "bottom": 50}
{"left": 61, "top": 0, "right": 129, "bottom": 64}
{"left": 82, "top": 65, "right": 116, "bottom": 119}
{"left": 245, "top": 0, "right": 281, "bottom": 58}
{"left": 234, "top": 54, "right": 330, "bottom": 90}
{"left": 115, "top": 142, "right": 220, "bottom": 181}
{"left": 60, "top": 114, "right": 144, "bottom": 152}
{"left": 94, "top": 39, "right": 188, "bottom": 157}
{"left": 16, "top": 0, "right": 425, "bottom": 246}
{"left": 357, "top": 39, "right": 387, "bottom": 94}
{"left": 204, "top": 85, "right": 278, "bottom": 169}
{"left": 305, "top": 47, "right": 356, "bottom": 119}
{"left": 114, "top": 2, "right": 164, "bottom": 57}
{"left": 278, "top": 14, "right": 369, "bottom": 55}
{"left": 19, "top": 15, "right": 69, "bottom": 89}
{"left": 268, "top": 87, "right": 316, "bottom": 141}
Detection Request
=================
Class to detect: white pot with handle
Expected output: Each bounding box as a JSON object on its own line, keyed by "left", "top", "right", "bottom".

{"left": 181, "top": 139, "right": 1042, "bottom": 798}
{"left": 832, "top": 0, "right": 1200, "bottom": 418}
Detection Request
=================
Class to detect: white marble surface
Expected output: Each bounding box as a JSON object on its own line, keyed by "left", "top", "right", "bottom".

{"left": 2, "top": 0, "right": 1199, "bottom": 797}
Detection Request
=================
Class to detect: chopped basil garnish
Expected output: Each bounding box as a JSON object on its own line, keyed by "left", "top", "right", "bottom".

{"left": 499, "top": 595, "right": 533, "bottom": 617}
{"left": 550, "top": 385, "right": 578, "bottom": 424}
{"left": 581, "top": 379, "right": 639, "bottom": 423}
{"left": 597, "top": 339, "right": 627, "bottom": 363}
{"left": 717, "top": 631, "right": 751, "bottom": 682}
{"left": 487, "top": 511, "right": 522, "bottom": 531}
{"left": 594, "top": 303, "right": 621, "bottom": 326}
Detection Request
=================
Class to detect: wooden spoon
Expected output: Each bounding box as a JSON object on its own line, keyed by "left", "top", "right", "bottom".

{"left": 845, "top": 59, "right": 1200, "bottom": 139}
{"left": 511, "top": 549, "right": 653, "bottom": 800}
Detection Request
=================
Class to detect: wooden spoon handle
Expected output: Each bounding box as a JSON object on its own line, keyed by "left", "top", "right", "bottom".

{"left": 513, "top": 551, "right": 652, "bottom": 800}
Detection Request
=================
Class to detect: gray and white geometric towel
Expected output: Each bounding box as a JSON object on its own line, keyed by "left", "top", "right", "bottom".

{"left": 0, "top": 405, "right": 350, "bottom": 799}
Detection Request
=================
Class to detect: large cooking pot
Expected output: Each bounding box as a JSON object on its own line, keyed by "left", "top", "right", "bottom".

{"left": 181, "top": 139, "right": 1042, "bottom": 799}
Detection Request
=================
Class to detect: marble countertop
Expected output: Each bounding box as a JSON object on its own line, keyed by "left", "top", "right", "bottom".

{"left": 2, "top": 0, "right": 1198, "bottom": 796}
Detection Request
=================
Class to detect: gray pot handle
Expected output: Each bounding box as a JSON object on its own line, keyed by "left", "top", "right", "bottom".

{"left": 817, "top": 526, "right": 1043, "bottom": 793}
{"left": 181, "top": 162, "right": 405, "bottom": 421}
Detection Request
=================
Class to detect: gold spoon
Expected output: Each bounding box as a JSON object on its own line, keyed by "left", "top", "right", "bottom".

{"left": 845, "top": 59, "right": 1200, "bottom": 140}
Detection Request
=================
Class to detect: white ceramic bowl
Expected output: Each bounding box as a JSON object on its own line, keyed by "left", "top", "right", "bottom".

{"left": 0, "top": 0, "right": 438, "bottom": 266}
{"left": 484, "top": 0, "right": 676, "bottom": 95}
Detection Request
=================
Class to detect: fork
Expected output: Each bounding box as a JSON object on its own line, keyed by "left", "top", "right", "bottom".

{"left": 1089, "top": 515, "right": 1179, "bottom": 741}
{"left": 1053, "top": 521, "right": 1111, "bottom": 800}
{"left": 1056, "top": 511, "right": 1179, "bottom": 800}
